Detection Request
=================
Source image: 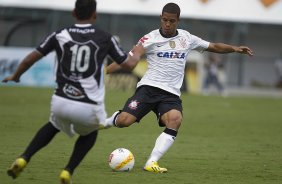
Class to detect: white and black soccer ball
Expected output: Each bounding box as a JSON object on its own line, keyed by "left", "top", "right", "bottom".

{"left": 108, "top": 148, "right": 135, "bottom": 171}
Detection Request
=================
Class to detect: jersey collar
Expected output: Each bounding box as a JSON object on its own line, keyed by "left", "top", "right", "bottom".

{"left": 159, "top": 28, "right": 178, "bottom": 38}
{"left": 74, "top": 24, "right": 92, "bottom": 27}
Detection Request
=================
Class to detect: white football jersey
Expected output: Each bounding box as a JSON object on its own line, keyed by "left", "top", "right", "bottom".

{"left": 137, "top": 29, "right": 210, "bottom": 96}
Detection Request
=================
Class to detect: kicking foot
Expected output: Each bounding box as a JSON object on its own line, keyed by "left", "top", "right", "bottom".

{"left": 99, "top": 111, "right": 121, "bottom": 130}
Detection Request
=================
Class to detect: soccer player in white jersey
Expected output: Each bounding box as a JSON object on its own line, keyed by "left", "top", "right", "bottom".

{"left": 101, "top": 2, "right": 253, "bottom": 173}
{"left": 2, "top": 0, "right": 141, "bottom": 183}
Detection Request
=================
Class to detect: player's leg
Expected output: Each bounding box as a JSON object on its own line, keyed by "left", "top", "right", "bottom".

{"left": 59, "top": 99, "right": 105, "bottom": 184}
{"left": 60, "top": 130, "right": 98, "bottom": 184}
{"left": 101, "top": 110, "right": 137, "bottom": 128}
{"left": 101, "top": 101, "right": 139, "bottom": 129}
{"left": 99, "top": 110, "right": 121, "bottom": 129}
{"left": 101, "top": 86, "right": 151, "bottom": 128}
{"left": 144, "top": 110, "right": 182, "bottom": 173}
{"left": 7, "top": 122, "right": 59, "bottom": 179}
{"left": 144, "top": 94, "right": 182, "bottom": 173}
{"left": 115, "top": 112, "right": 137, "bottom": 127}
{"left": 112, "top": 98, "right": 152, "bottom": 128}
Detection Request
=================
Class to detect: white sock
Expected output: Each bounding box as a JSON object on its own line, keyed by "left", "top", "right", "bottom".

{"left": 101, "top": 111, "right": 120, "bottom": 128}
{"left": 145, "top": 132, "right": 175, "bottom": 166}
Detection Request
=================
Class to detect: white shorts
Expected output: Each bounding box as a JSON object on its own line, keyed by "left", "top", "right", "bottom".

{"left": 49, "top": 95, "right": 106, "bottom": 137}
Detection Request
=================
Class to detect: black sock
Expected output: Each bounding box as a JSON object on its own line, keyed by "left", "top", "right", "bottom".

{"left": 164, "top": 128, "right": 178, "bottom": 137}
{"left": 65, "top": 130, "right": 98, "bottom": 175}
{"left": 21, "top": 122, "right": 59, "bottom": 162}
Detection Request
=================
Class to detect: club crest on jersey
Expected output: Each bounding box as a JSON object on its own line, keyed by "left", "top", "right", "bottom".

{"left": 169, "top": 41, "right": 176, "bottom": 48}
{"left": 179, "top": 38, "right": 187, "bottom": 48}
{"left": 128, "top": 100, "right": 139, "bottom": 110}
{"left": 157, "top": 51, "right": 186, "bottom": 59}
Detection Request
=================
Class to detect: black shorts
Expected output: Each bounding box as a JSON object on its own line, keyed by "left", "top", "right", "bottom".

{"left": 122, "top": 85, "right": 182, "bottom": 126}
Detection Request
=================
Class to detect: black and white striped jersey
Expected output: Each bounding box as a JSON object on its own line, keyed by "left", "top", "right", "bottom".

{"left": 36, "top": 24, "right": 127, "bottom": 104}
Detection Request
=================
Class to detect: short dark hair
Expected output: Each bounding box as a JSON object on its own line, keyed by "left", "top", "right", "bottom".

{"left": 162, "top": 3, "right": 181, "bottom": 18}
{"left": 75, "top": 0, "right": 97, "bottom": 20}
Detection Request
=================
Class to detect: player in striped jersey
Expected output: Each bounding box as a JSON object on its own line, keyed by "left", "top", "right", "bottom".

{"left": 3, "top": 0, "right": 141, "bottom": 183}
{"left": 101, "top": 2, "right": 253, "bottom": 173}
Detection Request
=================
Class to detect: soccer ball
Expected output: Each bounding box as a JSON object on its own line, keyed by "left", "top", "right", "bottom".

{"left": 108, "top": 148, "right": 135, "bottom": 171}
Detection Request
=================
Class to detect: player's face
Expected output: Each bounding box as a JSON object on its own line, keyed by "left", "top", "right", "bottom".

{"left": 160, "top": 12, "right": 179, "bottom": 37}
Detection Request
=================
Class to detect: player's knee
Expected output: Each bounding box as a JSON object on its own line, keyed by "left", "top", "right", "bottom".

{"left": 167, "top": 116, "right": 182, "bottom": 129}
{"left": 116, "top": 113, "right": 135, "bottom": 128}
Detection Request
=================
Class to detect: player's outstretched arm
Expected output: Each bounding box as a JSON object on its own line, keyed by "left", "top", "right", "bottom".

{"left": 2, "top": 51, "right": 43, "bottom": 83}
{"left": 206, "top": 43, "right": 253, "bottom": 56}
{"left": 106, "top": 44, "right": 145, "bottom": 74}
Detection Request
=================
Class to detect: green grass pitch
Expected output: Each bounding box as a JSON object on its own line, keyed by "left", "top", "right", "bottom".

{"left": 0, "top": 86, "right": 282, "bottom": 184}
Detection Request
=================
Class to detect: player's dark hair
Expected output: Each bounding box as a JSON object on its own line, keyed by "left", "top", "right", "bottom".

{"left": 75, "top": 0, "right": 97, "bottom": 20}
{"left": 162, "top": 3, "right": 181, "bottom": 18}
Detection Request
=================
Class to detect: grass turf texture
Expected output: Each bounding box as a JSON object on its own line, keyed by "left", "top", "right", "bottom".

{"left": 0, "top": 86, "right": 281, "bottom": 184}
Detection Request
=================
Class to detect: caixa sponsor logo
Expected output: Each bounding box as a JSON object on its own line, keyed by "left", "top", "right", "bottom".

{"left": 157, "top": 52, "right": 186, "bottom": 59}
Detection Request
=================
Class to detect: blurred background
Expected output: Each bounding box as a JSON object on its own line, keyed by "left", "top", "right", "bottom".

{"left": 1, "top": 0, "right": 282, "bottom": 96}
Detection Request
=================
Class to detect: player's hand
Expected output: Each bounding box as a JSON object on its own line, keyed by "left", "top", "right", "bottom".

{"left": 236, "top": 46, "right": 253, "bottom": 57}
{"left": 2, "top": 75, "right": 20, "bottom": 83}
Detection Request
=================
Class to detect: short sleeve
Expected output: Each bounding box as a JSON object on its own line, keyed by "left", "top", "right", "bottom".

{"left": 138, "top": 33, "right": 154, "bottom": 50}
{"left": 107, "top": 36, "right": 127, "bottom": 64}
{"left": 36, "top": 32, "right": 57, "bottom": 56}
{"left": 190, "top": 34, "right": 210, "bottom": 52}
